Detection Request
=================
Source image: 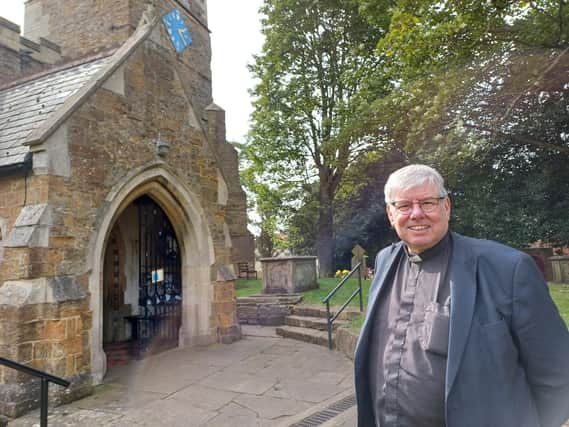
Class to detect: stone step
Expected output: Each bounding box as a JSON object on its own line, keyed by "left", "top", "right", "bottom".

{"left": 276, "top": 325, "right": 333, "bottom": 348}
{"left": 284, "top": 315, "right": 348, "bottom": 331}
{"left": 237, "top": 293, "right": 305, "bottom": 326}
{"left": 104, "top": 342, "right": 133, "bottom": 369}
{"left": 237, "top": 293, "right": 303, "bottom": 305}
{"left": 292, "top": 304, "right": 363, "bottom": 320}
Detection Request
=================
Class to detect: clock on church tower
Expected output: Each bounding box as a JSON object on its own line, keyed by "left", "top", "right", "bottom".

{"left": 162, "top": 8, "right": 193, "bottom": 54}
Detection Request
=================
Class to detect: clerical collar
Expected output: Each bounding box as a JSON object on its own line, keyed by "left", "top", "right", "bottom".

{"left": 405, "top": 232, "right": 451, "bottom": 263}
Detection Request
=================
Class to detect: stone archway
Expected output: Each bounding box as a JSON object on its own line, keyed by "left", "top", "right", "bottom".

{"left": 87, "top": 163, "right": 216, "bottom": 383}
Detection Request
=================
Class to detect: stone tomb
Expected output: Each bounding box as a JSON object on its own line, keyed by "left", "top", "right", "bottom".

{"left": 260, "top": 256, "right": 318, "bottom": 294}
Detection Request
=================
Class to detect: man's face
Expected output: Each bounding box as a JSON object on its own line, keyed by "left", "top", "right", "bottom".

{"left": 386, "top": 182, "right": 451, "bottom": 255}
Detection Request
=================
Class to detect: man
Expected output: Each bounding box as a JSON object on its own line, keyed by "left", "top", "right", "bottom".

{"left": 354, "top": 164, "right": 569, "bottom": 427}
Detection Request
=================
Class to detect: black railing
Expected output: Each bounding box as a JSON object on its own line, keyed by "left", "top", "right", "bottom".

{"left": 322, "top": 262, "right": 364, "bottom": 349}
{"left": 0, "top": 357, "right": 70, "bottom": 427}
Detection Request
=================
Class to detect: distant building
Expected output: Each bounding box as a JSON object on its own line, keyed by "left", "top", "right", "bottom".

{"left": 0, "top": 0, "right": 254, "bottom": 418}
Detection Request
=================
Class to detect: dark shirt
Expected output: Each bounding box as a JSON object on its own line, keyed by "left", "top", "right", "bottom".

{"left": 368, "top": 233, "right": 452, "bottom": 427}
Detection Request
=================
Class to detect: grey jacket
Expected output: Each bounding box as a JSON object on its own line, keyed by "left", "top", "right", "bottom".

{"left": 354, "top": 232, "right": 569, "bottom": 427}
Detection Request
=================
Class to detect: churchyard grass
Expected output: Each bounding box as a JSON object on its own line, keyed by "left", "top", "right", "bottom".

{"left": 234, "top": 277, "right": 372, "bottom": 302}
{"left": 549, "top": 283, "right": 569, "bottom": 326}
{"left": 300, "top": 277, "right": 371, "bottom": 331}
{"left": 235, "top": 278, "right": 262, "bottom": 297}
{"left": 301, "top": 278, "right": 372, "bottom": 306}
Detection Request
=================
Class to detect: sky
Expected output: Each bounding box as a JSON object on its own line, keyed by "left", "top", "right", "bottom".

{"left": 0, "top": 1, "right": 265, "bottom": 143}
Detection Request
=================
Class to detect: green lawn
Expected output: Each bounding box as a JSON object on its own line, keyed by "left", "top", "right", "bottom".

{"left": 235, "top": 277, "right": 372, "bottom": 306}
{"left": 550, "top": 283, "right": 569, "bottom": 326}
{"left": 235, "top": 278, "right": 262, "bottom": 297}
{"left": 236, "top": 278, "right": 569, "bottom": 331}
{"left": 302, "top": 277, "right": 371, "bottom": 306}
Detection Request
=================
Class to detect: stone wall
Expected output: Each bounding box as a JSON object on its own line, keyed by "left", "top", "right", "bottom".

{"left": 206, "top": 105, "right": 255, "bottom": 265}
{"left": 0, "top": 16, "right": 61, "bottom": 86}
{"left": 0, "top": 175, "right": 52, "bottom": 283}
{"left": 213, "top": 280, "right": 241, "bottom": 343}
{"left": 0, "top": 294, "right": 93, "bottom": 417}
{"left": 335, "top": 327, "right": 358, "bottom": 361}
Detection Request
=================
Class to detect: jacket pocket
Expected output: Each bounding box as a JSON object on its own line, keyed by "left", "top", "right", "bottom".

{"left": 420, "top": 302, "right": 450, "bottom": 356}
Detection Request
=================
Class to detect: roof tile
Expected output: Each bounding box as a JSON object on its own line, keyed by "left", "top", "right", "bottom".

{"left": 0, "top": 57, "right": 109, "bottom": 168}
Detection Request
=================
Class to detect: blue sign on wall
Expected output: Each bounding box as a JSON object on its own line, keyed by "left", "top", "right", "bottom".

{"left": 162, "top": 9, "right": 193, "bottom": 54}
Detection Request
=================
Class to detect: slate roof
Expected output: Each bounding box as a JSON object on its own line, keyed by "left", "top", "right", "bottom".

{"left": 0, "top": 57, "right": 109, "bottom": 169}
{"left": 0, "top": 15, "right": 158, "bottom": 173}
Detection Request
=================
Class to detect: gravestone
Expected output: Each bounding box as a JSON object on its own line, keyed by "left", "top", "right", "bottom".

{"left": 351, "top": 244, "right": 368, "bottom": 278}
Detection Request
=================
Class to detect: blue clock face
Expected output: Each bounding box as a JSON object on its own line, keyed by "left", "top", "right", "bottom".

{"left": 162, "top": 9, "right": 193, "bottom": 54}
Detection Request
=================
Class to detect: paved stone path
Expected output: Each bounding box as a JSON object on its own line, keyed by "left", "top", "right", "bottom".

{"left": 9, "top": 326, "right": 356, "bottom": 427}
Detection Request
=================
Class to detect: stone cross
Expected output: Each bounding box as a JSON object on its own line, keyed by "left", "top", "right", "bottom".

{"left": 351, "top": 244, "right": 367, "bottom": 277}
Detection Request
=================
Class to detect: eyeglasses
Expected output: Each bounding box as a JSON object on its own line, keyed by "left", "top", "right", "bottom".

{"left": 390, "top": 197, "right": 446, "bottom": 215}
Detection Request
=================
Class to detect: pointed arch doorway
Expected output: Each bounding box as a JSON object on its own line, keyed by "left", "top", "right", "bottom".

{"left": 90, "top": 166, "right": 218, "bottom": 382}
{"left": 103, "top": 195, "right": 182, "bottom": 367}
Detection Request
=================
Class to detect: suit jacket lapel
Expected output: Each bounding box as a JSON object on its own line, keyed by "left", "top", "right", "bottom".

{"left": 445, "top": 232, "right": 477, "bottom": 398}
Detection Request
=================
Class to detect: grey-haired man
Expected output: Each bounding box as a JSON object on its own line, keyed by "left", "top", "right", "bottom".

{"left": 354, "top": 164, "right": 569, "bottom": 427}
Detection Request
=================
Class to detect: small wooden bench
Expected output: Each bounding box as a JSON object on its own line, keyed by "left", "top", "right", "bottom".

{"left": 237, "top": 262, "right": 257, "bottom": 279}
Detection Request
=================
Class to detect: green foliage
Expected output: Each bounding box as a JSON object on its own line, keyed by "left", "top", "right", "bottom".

{"left": 333, "top": 151, "right": 404, "bottom": 264}
{"left": 247, "top": 0, "right": 388, "bottom": 275}
{"left": 240, "top": 143, "right": 293, "bottom": 257}
{"left": 353, "top": 0, "right": 569, "bottom": 151}
{"left": 245, "top": 0, "right": 569, "bottom": 264}
{"left": 286, "top": 185, "right": 320, "bottom": 255}
{"left": 347, "top": 0, "right": 569, "bottom": 247}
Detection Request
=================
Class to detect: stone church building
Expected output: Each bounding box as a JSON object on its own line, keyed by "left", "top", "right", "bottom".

{"left": 0, "top": 0, "right": 254, "bottom": 418}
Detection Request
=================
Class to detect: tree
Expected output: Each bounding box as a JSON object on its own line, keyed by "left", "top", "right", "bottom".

{"left": 248, "top": 0, "right": 386, "bottom": 275}
{"left": 349, "top": 0, "right": 569, "bottom": 246}
{"left": 334, "top": 151, "right": 404, "bottom": 266}
{"left": 356, "top": 0, "right": 569, "bottom": 151}
{"left": 239, "top": 144, "right": 290, "bottom": 258}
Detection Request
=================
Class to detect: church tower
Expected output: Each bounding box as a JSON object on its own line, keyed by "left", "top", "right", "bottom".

{"left": 22, "top": 0, "right": 212, "bottom": 117}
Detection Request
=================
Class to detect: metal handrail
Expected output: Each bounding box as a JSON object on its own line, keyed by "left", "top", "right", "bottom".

{"left": 322, "top": 262, "right": 364, "bottom": 349}
{"left": 0, "top": 356, "right": 70, "bottom": 427}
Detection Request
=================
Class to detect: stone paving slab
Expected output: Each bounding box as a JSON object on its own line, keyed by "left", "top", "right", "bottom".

{"left": 8, "top": 333, "right": 355, "bottom": 427}
{"left": 198, "top": 369, "right": 277, "bottom": 395}
{"left": 200, "top": 402, "right": 259, "bottom": 427}
{"left": 63, "top": 383, "right": 164, "bottom": 412}
{"left": 166, "top": 385, "right": 237, "bottom": 411}
{"left": 234, "top": 394, "right": 312, "bottom": 421}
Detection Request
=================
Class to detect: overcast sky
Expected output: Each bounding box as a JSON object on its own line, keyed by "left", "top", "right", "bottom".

{"left": 0, "top": 1, "right": 265, "bottom": 143}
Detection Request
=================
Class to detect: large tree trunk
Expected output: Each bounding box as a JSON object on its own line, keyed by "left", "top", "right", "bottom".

{"left": 318, "top": 173, "right": 335, "bottom": 277}
{"left": 317, "top": 203, "right": 335, "bottom": 277}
